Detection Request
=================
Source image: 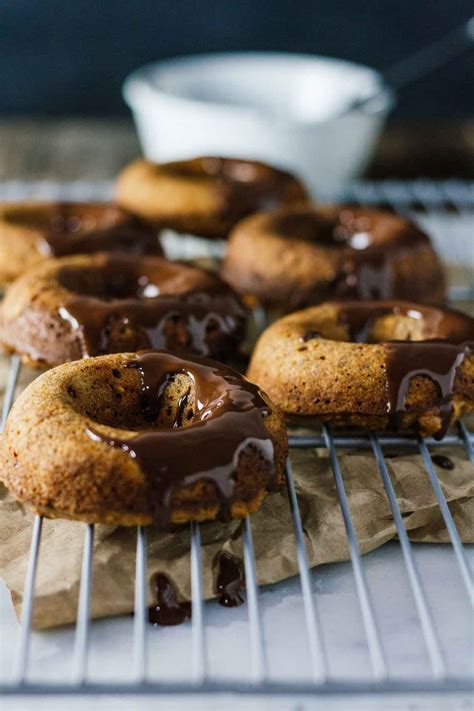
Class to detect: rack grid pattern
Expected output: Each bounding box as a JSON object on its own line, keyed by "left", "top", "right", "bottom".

{"left": 0, "top": 179, "right": 473, "bottom": 698}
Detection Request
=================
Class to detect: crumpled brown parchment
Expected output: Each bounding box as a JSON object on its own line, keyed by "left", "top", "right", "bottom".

{"left": 0, "top": 360, "right": 473, "bottom": 630}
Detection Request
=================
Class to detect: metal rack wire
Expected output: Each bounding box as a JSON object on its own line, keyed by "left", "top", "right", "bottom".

{"left": 0, "top": 179, "right": 473, "bottom": 698}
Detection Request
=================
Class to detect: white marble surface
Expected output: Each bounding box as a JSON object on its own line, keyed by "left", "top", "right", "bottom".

{"left": 1, "top": 541, "right": 472, "bottom": 709}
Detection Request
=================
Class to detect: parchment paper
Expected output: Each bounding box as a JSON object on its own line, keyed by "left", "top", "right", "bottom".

{"left": 0, "top": 360, "right": 473, "bottom": 630}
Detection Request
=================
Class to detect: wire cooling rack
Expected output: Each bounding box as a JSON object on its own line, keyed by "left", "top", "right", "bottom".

{"left": 0, "top": 179, "right": 473, "bottom": 700}
{"left": 0, "top": 355, "right": 473, "bottom": 698}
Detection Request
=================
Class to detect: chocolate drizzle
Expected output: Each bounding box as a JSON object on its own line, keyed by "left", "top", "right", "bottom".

{"left": 57, "top": 256, "right": 246, "bottom": 358}
{"left": 215, "top": 552, "right": 245, "bottom": 607}
{"left": 148, "top": 572, "right": 191, "bottom": 626}
{"left": 385, "top": 341, "right": 468, "bottom": 438}
{"left": 335, "top": 301, "right": 474, "bottom": 439}
{"left": 86, "top": 351, "right": 275, "bottom": 526}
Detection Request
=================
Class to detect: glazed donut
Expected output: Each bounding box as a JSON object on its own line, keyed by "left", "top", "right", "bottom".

{"left": 0, "top": 253, "right": 246, "bottom": 367}
{"left": 247, "top": 301, "right": 474, "bottom": 439}
{"left": 115, "top": 157, "right": 309, "bottom": 239}
{"left": 0, "top": 201, "right": 162, "bottom": 284}
{"left": 222, "top": 205, "right": 446, "bottom": 310}
{"left": 0, "top": 350, "right": 288, "bottom": 526}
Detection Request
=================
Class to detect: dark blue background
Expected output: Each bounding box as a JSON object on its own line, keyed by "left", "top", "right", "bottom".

{"left": 1, "top": 0, "right": 472, "bottom": 117}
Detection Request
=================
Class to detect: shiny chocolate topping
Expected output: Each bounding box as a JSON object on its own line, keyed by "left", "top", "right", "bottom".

{"left": 165, "top": 157, "right": 306, "bottom": 215}
{"left": 58, "top": 256, "right": 246, "bottom": 359}
{"left": 148, "top": 572, "right": 191, "bottom": 626}
{"left": 87, "top": 351, "right": 275, "bottom": 526}
{"left": 272, "top": 206, "right": 434, "bottom": 301}
{"left": 215, "top": 552, "right": 245, "bottom": 608}
{"left": 334, "top": 301, "right": 474, "bottom": 439}
{"left": 8, "top": 202, "right": 161, "bottom": 257}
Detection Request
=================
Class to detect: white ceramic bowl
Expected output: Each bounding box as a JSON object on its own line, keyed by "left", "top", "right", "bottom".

{"left": 123, "top": 52, "right": 394, "bottom": 197}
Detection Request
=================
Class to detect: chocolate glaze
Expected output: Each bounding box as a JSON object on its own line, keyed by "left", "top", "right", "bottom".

{"left": 431, "top": 454, "right": 455, "bottom": 470}
{"left": 166, "top": 157, "right": 306, "bottom": 217}
{"left": 87, "top": 351, "right": 276, "bottom": 526}
{"left": 17, "top": 203, "right": 162, "bottom": 257}
{"left": 272, "top": 207, "right": 436, "bottom": 301}
{"left": 215, "top": 552, "right": 245, "bottom": 607}
{"left": 385, "top": 340, "right": 468, "bottom": 438}
{"left": 148, "top": 572, "right": 191, "bottom": 626}
{"left": 58, "top": 256, "right": 246, "bottom": 358}
{"left": 334, "top": 301, "right": 474, "bottom": 439}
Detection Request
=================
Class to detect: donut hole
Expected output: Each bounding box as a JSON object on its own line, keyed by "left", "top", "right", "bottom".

{"left": 4, "top": 203, "right": 124, "bottom": 235}
{"left": 271, "top": 210, "right": 378, "bottom": 249}
{"left": 66, "top": 366, "right": 199, "bottom": 432}
{"left": 57, "top": 263, "right": 161, "bottom": 301}
{"left": 268, "top": 207, "right": 427, "bottom": 252}
{"left": 56, "top": 257, "right": 213, "bottom": 303}
{"left": 298, "top": 303, "right": 464, "bottom": 345}
{"left": 338, "top": 304, "right": 449, "bottom": 344}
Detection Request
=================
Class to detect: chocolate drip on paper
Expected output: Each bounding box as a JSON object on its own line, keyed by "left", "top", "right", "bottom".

{"left": 431, "top": 454, "right": 455, "bottom": 471}
{"left": 215, "top": 552, "right": 245, "bottom": 607}
{"left": 148, "top": 572, "right": 191, "bottom": 626}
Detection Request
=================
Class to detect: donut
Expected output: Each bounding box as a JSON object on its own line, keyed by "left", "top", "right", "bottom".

{"left": 0, "top": 350, "right": 288, "bottom": 526}
{"left": 221, "top": 205, "right": 446, "bottom": 310}
{"left": 0, "top": 253, "right": 246, "bottom": 367}
{"left": 115, "top": 157, "right": 309, "bottom": 239}
{"left": 0, "top": 201, "right": 162, "bottom": 284}
{"left": 247, "top": 301, "right": 474, "bottom": 439}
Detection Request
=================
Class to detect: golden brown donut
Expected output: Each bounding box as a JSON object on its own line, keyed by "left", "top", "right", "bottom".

{"left": 222, "top": 205, "right": 446, "bottom": 310}
{"left": 0, "top": 201, "right": 162, "bottom": 284}
{"left": 247, "top": 301, "right": 474, "bottom": 439}
{"left": 115, "top": 157, "right": 309, "bottom": 238}
{"left": 0, "top": 253, "right": 246, "bottom": 367}
{"left": 0, "top": 350, "right": 288, "bottom": 526}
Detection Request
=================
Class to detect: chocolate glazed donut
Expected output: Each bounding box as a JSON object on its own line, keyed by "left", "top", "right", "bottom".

{"left": 0, "top": 201, "right": 162, "bottom": 284}
{"left": 247, "top": 301, "right": 474, "bottom": 439}
{"left": 222, "top": 205, "right": 446, "bottom": 310}
{"left": 115, "top": 157, "right": 309, "bottom": 239}
{"left": 0, "top": 351, "right": 288, "bottom": 526}
{"left": 0, "top": 253, "right": 246, "bottom": 367}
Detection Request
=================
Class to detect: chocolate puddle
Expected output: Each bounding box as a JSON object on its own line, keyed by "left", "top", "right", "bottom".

{"left": 215, "top": 552, "right": 245, "bottom": 607}
{"left": 431, "top": 454, "right": 455, "bottom": 471}
{"left": 148, "top": 572, "right": 191, "bottom": 626}
{"left": 86, "top": 351, "right": 275, "bottom": 526}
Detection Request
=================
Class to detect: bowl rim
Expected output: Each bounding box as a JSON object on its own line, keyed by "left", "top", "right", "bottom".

{"left": 123, "top": 51, "right": 395, "bottom": 126}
